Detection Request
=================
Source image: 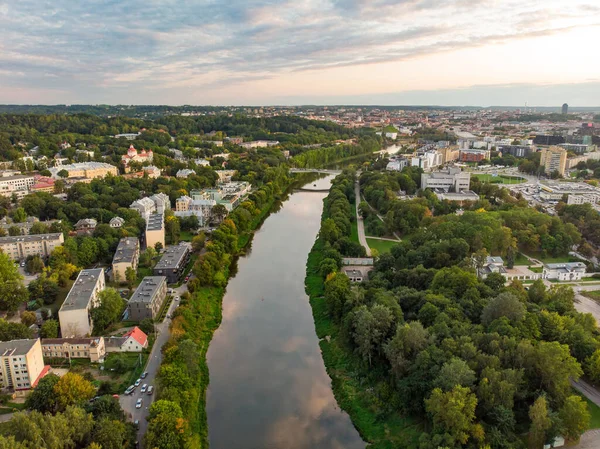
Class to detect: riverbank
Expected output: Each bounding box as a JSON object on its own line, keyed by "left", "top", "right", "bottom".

{"left": 305, "top": 233, "right": 422, "bottom": 449}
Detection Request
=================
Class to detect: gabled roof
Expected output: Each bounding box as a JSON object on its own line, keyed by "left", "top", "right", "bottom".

{"left": 123, "top": 326, "right": 148, "bottom": 347}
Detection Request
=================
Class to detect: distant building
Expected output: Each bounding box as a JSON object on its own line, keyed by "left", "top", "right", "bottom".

{"left": 386, "top": 159, "right": 408, "bottom": 171}
{"left": 497, "top": 145, "right": 531, "bottom": 158}
{"left": 121, "top": 144, "right": 153, "bottom": 171}
{"left": 435, "top": 190, "right": 480, "bottom": 203}
{"left": 109, "top": 216, "right": 125, "bottom": 228}
{"left": 421, "top": 167, "right": 471, "bottom": 192}
{"left": 128, "top": 277, "right": 168, "bottom": 321}
{"left": 130, "top": 193, "right": 170, "bottom": 221}
{"left": 0, "top": 233, "right": 64, "bottom": 261}
{"left": 143, "top": 166, "right": 161, "bottom": 179}
{"left": 49, "top": 162, "right": 118, "bottom": 180}
{"left": 105, "top": 327, "right": 148, "bottom": 353}
{"left": 30, "top": 175, "right": 55, "bottom": 193}
{"left": 74, "top": 218, "right": 97, "bottom": 236}
{"left": 543, "top": 262, "right": 586, "bottom": 281}
{"left": 145, "top": 214, "right": 165, "bottom": 249}
{"left": 239, "top": 140, "right": 279, "bottom": 149}
{"left": 153, "top": 244, "right": 191, "bottom": 283}
{"left": 112, "top": 237, "right": 140, "bottom": 283}
{"left": 478, "top": 256, "right": 506, "bottom": 278}
{"left": 176, "top": 169, "right": 195, "bottom": 178}
{"left": 459, "top": 149, "right": 490, "bottom": 162}
{"left": 559, "top": 143, "right": 596, "bottom": 154}
{"left": 114, "top": 133, "right": 140, "bottom": 140}
{"left": 539, "top": 146, "right": 567, "bottom": 176}
{"left": 562, "top": 103, "right": 568, "bottom": 115}
{"left": 343, "top": 268, "right": 371, "bottom": 283}
{"left": 58, "top": 269, "right": 105, "bottom": 337}
{"left": 195, "top": 159, "right": 210, "bottom": 167}
{"left": 41, "top": 337, "right": 105, "bottom": 363}
{"left": 0, "top": 174, "right": 35, "bottom": 198}
{"left": 174, "top": 195, "right": 215, "bottom": 226}
{"left": 0, "top": 339, "right": 46, "bottom": 395}
{"left": 534, "top": 135, "right": 565, "bottom": 146}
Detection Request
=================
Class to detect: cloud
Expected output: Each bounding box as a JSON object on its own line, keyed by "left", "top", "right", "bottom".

{"left": 0, "top": 0, "right": 598, "bottom": 103}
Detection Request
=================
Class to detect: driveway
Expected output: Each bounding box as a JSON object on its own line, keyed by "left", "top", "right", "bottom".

{"left": 119, "top": 294, "right": 180, "bottom": 446}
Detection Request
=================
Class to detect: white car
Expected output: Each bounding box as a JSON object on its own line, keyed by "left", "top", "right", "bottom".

{"left": 134, "top": 378, "right": 141, "bottom": 387}
{"left": 136, "top": 398, "right": 143, "bottom": 409}
{"left": 140, "top": 384, "right": 147, "bottom": 393}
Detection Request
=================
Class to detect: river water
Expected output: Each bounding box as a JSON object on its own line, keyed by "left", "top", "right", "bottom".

{"left": 206, "top": 175, "right": 365, "bottom": 449}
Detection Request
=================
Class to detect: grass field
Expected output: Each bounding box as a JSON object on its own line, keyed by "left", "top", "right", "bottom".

{"left": 583, "top": 290, "right": 600, "bottom": 302}
{"left": 473, "top": 173, "right": 526, "bottom": 184}
{"left": 514, "top": 252, "right": 530, "bottom": 266}
{"left": 350, "top": 220, "right": 359, "bottom": 244}
{"left": 367, "top": 238, "right": 399, "bottom": 254}
{"left": 180, "top": 230, "right": 194, "bottom": 242}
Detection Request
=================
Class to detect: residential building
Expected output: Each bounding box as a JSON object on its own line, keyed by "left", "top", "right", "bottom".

{"left": 112, "top": 237, "right": 140, "bottom": 282}
{"left": 216, "top": 170, "right": 236, "bottom": 183}
{"left": 195, "top": 159, "right": 210, "bottom": 167}
{"left": 239, "top": 140, "right": 279, "bottom": 149}
{"left": 226, "top": 137, "right": 244, "bottom": 145}
{"left": 151, "top": 193, "right": 171, "bottom": 215}
{"left": 543, "top": 262, "right": 586, "bottom": 281}
{"left": 190, "top": 182, "right": 250, "bottom": 212}
{"left": 109, "top": 216, "right": 125, "bottom": 228}
{"left": 386, "top": 159, "right": 408, "bottom": 171}
{"left": 143, "top": 165, "right": 161, "bottom": 179}
{"left": 41, "top": 337, "right": 105, "bottom": 363}
{"left": 0, "top": 174, "right": 35, "bottom": 198}
{"left": 128, "top": 277, "right": 168, "bottom": 320}
{"left": 30, "top": 175, "right": 55, "bottom": 193}
{"left": 459, "top": 149, "right": 490, "bottom": 162}
{"left": 74, "top": 218, "right": 97, "bottom": 236}
{"left": 121, "top": 144, "right": 153, "bottom": 171}
{"left": 478, "top": 256, "right": 506, "bottom": 278}
{"left": 497, "top": 145, "right": 532, "bottom": 158}
{"left": 176, "top": 169, "right": 195, "bottom": 178}
{"left": 439, "top": 146, "right": 460, "bottom": 164}
{"left": 435, "top": 191, "right": 480, "bottom": 203}
{"left": 567, "top": 193, "right": 600, "bottom": 205}
{"left": 0, "top": 233, "right": 64, "bottom": 261}
{"left": 58, "top": 269, "right": 105, "bottom": 337}
{"left": 130, "top": 197, "right": 156, "bottom": 221}
{"left": 145, "top": 214, "right": 165, "bottom": 249}
{"left": 48, "top": 162, "right": 118, "bottom": 180}
{"left": 105, "top": 327, "right": 148, "bottom": 353}
{"left": 174, "top": 195, "right": 215, "bottom": 226}
{"left": 153, "top": 243, "right": 191, "bottom": 283}
{"left": 478, "top": 256, "right": 540, "bottom": 281}
{"left": 534, "top": 135, "right": 565, "bottom": 146}
{"left": 0, "top": 339, "right": 46, "bottom": 395}
{"left": 421, "top": 168, "right": 471, "bottom": 192}
{"left": 114, "top": 132, "right": 140, "bottom": 140}
{"left": 539, "top": 146, "right": 567, "bottom": 176}
{"left": 559, "top": 143, "right": 596, "bottom": 154}
{"left": 566, "top": 154, "right": 589, "bottom": 170}
{"left": 0, "top": 217, "right": 59, "bottom": 236}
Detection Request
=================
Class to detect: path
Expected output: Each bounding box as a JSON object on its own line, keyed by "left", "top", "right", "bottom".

{"left": 365, "top": 236, "right": 400, "bottom": 242}
{"left": 354, "top": 180, "right": 371, "bottom": 257}
{"left": 569, "top": 429, "right": 600, "bottom": 449}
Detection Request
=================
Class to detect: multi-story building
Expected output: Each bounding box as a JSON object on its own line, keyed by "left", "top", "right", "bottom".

{"left": 559, "top": 143, "right": 596, "bottom": 154}
{"left": 567, "top": 193, "right": 600, "bottom": 205}
{"left": 0, "top": 233, "right": 64, "bottom": 261}
{"left": 112, "top": 237, "right": 140, "bottom": 282}
{"left": 497, "top": 145, "right": 532, "bottom": 158}
{"left": 49, "top": 162, "right": 118, "bottom": 180}
{"left": 421, "top": 168, "right": 471, "bottom": 192}
{"left": 105, "top": 327, "right": 148, "bottom": 353}
{"left": 121, "top": 144, "right": 153, "bottom": 171}
{"left": 74, "top": 218, "right": 97, "bottom": 236}
{"left": 176, "top": 169, "right": 195, "bottom": 178}
{"left": 58, "top": 269, "right": 105, "bottom": 337}
{"left": 130, "top": 193, "right": 171, "bottom": 221}
{"left": 128, "top": 276, "right": 168, "bottom": 320}
{"left": 216, "top": 170, "right": 236, "bottom": 183}
{"left": 386, "top": 159, "right": 408, "bottom": 171}
{"left": 543, "top": 262, "right": 586, "bottom": 281}
{"left": 152, "top": 193, "right": 171, "bottom": 215}
{"left": 143, "top": 166, "right": 161, "bottom": 179}
{"left": 153, "top": 243, "right": 191, "bottom": 283}
{"left": 539, "top": 181, "right": 600, "bottom": 201}
{"left": 0, "top": 339, "right": 46, "bottom": 395}
{"left": 30, "top": 175, "right": 55, "bottom": 193}
{"left": 145, "top": 214, "right": 165, "bottom": 249}
{"left": 438, "top": 146, "right": 460, "bottom": 164}
{"left": 190, "top": 182, "right": 250, "bottom": 213}
{"left": 0, "top": 174, "right": 35, "bottom": 198}
{"left": 41, "top": 337, "right": 105, "bottom": 363}
{"left": 109, "top": 217, "right": 124, "bottom": 228}
{"left": 239, "top": 140, "right": 279, "bottom": 149}
{"left": 534, "top": 135, "right": 565, "bottom": 146}
{"left": 459, "top": 149, "right": 490, "bottom": 162}
{"left": 539, "top": 146, "right": 567, "bottom": 176}
{"left": 174, "top": 195, "right": 215, "bottom": 226}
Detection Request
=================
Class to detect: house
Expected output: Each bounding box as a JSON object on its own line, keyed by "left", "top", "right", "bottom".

{"left": 130, "top": 197, "right": 156, "bottom": 221}
{"left": 121, "top": 144, "right": 153, "bottom": 171}
{"left": 343, "top": 268, "right": 371, "bottom": 283}
{"left": 143, "top": 166, "right": 161, "bottom": 179}
{"left": 75, "top": 218, "right": 97, "bottom": 236}
{"left": 41, "top": 337, "right": 106, "bottom": 363}
{"left": 478, "top": 256, "right": 506, "bottom": 278}
{"left": 105, "top": 327, "right": 148, "bottom": 353}
{"left": 0, "top": 339, "right": 48, "bottom": 395}
{"left": 176, "top": 169, "right": 195, "bottom": 178}
{"left": 543, "top": 262, "right": 587, "bottom": 281}
{"left": 109, "top": 217, "right": 125, "bottom": 228}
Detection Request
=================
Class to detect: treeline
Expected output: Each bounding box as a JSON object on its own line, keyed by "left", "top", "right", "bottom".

{"left": 292, "top": 137, "right": 380, "bottom": 168}
{"left": 307, "top": 178, "right": 600, "bottom": 449}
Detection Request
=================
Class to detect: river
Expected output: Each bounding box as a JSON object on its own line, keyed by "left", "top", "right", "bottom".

{"left": 206, "top": 175, "right": 365, "bottom": 449}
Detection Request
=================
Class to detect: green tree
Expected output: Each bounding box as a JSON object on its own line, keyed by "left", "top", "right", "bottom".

{"left": 559, "top": 395, "right": 590, "bottom": 443}
{"left": 91, "top": 288, "right": 125, "bottom": 333}
{"left": 92, "top": 418, "right": 129, "bottom": 449}
{"left": 191, "top": 233, "right": 206, "bottom": 252}
{"left": 165, "top": 215, "right": 181, "bottom": 245}
{"left": 12, "top": 207, "right": 27, "bottom": 223}
{"left": 20, "top": 311, "right": 36, "bottom": 327}
{"left": 155, "top": 241, "right": 163, "bottom": 252}
{"left": 481, "top": 292, "right": 525, "bottom": 326}
{"left": 435, "top": 358, "right": 476, "bottom": 391}
{"left": 384, "top": 321, "right": 429, "bottom": 377}
{"left": 533, "top": 341, "right": 583, "bottom": 403}
{"left": 53, "top": 372, "right": 96, "bottom": 411}
{"left": 145, "top": 400, "right": 188, "bottom": 449}
{"left": 139, "top": 317, "right": 154, "bottom": 335}
{"left": 25, "top": 255, "right": 45, "bottom": 274}
{"left": 25, "top": 373, "right": 60, "bottom": 413}
{"left": 0, "top": 319, "right": 33, "bottom": 341}
{"left": 351, "top": 304, "right": 393, "bottom": 366}
{"left": 125, "top": 266, "right": 136, "bottom": 290}
{"left": 0, "top": 252, "right": 29, "bottom": 312}
{"left": 324, "top": 272, "right": 351, "bottom": 321}
{"left": 8, "top": 226, "right": 21, "bottom": 236}
{"left": 39, "top": 319, "right": 59, "bottom": 338}
{"left": 57, "top": 169, "right": 69, "bottom": 178}
{"left": 529, "top": 396, "right": 552, "bottom": 449}
{"left": 211, "top": 204, "right": 228, "bottom": 223}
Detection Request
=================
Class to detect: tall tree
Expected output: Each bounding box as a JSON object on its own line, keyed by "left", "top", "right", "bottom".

{"left": 0, "top": 252, "right": 29, "bottom": 312}
{"left": 529, "top": 396, "right": 551, "bottom": 449}
{"left": 559, "top": 395, "right": 590, "bottom": 443}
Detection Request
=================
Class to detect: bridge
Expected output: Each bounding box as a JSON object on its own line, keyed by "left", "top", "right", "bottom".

{"left": 289, "top": 168, "right": 343, "bottom": 175}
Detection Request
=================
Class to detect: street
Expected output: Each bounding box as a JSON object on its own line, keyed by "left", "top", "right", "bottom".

{"left": 119, "top": 282, "right": 188, "bottom": 446}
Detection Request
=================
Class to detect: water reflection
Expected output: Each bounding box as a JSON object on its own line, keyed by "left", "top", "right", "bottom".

{"left": 206, "top": 176, "right": 364, "bottom": 449}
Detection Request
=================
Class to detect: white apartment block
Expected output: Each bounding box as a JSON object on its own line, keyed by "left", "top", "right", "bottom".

{"left": 130, "top": 193, "right": 171, "bottom": 221}
{"left": 0, "top": 339, "right": 46, "bottom": 395}
{"left": 0, "top": 233, "right": 64, "bottom": 261}
{"left": 421, "top": 168, "right": 471, "bottom": 192}
{"left": 0, "top": 175, "right": 35, "bottom": 198}
{"left": 58, "top": 269, "right": 105, "bottom": 337}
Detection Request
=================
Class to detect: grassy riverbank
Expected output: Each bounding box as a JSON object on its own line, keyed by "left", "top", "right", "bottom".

{"left": 305, "top": 235, "right": 422, "bottom": 449}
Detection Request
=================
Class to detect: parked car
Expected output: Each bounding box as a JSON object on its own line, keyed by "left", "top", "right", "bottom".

{"left": 125, "top": 385, "right": 135, "bottom": 395}
{"left": 134, "top": 378, "right": 141, "bottom": 387}
{"left": 135, "top": 398, "right": 143, "bottom": 409}
{"left": 141, "top": 371, "right": 148, "bottom": 379}
{"left": 134, "top": 419, "right": 139, "bottom": 429}
{"left": 147, "top": 385, "right": 154, "bottom": 395}
{"left": 140, "top": 384, "right": 147, "bottom": 393}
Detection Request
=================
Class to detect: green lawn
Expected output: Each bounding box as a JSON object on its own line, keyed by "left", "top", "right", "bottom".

{"left": 350, "top": 220, "right": 359, "bottom": 244}
{"left": 473, "top": 173, "right": 526, "bottom": 184}
{"left": 514, "top": 252, "right": 530, "bottom": 266}
{"left": 367, "top": 238, "right": 399, "bottom": 254}
{"left": 523, "top": 253, "right": 583, "bottom": 264}
{"left": 529, "top": 266, "right": 543, "bottom": 273}
{"left": 583, "top": 291, "right": 600, "bottom": 301}
{"left": 180, "top": 231, "right": 194, "bottom": 242}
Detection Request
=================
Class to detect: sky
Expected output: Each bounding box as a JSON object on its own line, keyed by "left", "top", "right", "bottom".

{"left": 0, "top": 0, "right": 599, "bottom": 106}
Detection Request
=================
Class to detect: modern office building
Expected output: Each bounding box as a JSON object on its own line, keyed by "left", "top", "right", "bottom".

{"left": 497, "top": 145, "right": 532, "bottom": 158}
{"left": 128, "top": 276, "right": 168, "bottom": 320}
{"left": 562, "top": 103, "right": 568, "bottom": 115}
{"left": 0, "top": 339, "right": 46, "bottom": 395}
{"left": 145, "top": 214, "right": 165, "bottom": 249}
{"left": 539, "top": 146, "right": 567, "bottom": 176}
{"left": 112, "top": 237, "right": 140, "bottom": 282}
{"left": 58, "top": 269, "right": 105, "bottom": 337}
{"left": 153, "top": 243, "right": 191, "bottom": 283}
{"left": 421, "top": 168, "right": 471, "bottom": 192}
{"left": 0, "top": 233, "right": 64, "bottom": 261}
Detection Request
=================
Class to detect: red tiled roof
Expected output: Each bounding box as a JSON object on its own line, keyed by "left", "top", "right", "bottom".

{"left": 31, "top": 365, "right": 52, "bottom": 389}
{"left": 123, "top": 327, "right": 148, "bottom": 347}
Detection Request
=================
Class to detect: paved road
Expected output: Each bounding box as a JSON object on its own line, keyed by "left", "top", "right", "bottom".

{"left": 354, "top": 181, "right": 371, "bottom": 257}
{"left": 574, "top": 293, "right": 600, "bottom": 325}
{"left": 572, "top": 379, "right": 600, "bottom": 407}
{"left": 119, "top": 282, "right": 187, "bottom": 446}
{"left": 570, "top": 429, "right": 600, "bottom": 449}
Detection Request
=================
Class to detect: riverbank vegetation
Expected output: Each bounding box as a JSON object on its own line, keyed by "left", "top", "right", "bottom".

{"left": 306, "top": 170, "right": 600, "bottom": 448}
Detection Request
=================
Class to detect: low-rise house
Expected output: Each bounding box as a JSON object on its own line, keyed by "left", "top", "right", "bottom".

{"left": 75, "top": 218, "right": 97, "bottom": 236}
{"left": 478, "top": 256, "right": 507, "bottom": 278}
{"left": 41, "top": 337, "right": 105, "bottom": 363}
{"left": 109, "top": 216, "right": 125, "bottom": 228}
{"left": 143, "top": 166, "right": 161, "bottom": 179}
{"left": 343, "top": 268, "right": 371, "bottom": 283}
{"left": 128, "top": 277, "right": 167, "bottom": 321}
{"left": 112, "top": 237, "right": 140, "bottom": 282}
{"left": 176, "top": 169, "right": 195, "bottom": 178}
{"left": 543, "top": 262, "right": 587, "bottom": 281}
{"left": 105, "top": 327, "right": 148, "bottom": 353}
{"left": 0, "top": 339, "right": 47, "bottom": 395}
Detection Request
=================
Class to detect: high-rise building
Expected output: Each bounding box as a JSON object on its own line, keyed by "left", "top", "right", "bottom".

{"left": 562, "top": 103, "right": 569, "bottom": 115}
{"left": 539, "top": 146, "right": 567, "bottom": 176}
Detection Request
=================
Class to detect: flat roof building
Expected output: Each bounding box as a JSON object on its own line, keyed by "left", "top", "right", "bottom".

{"left": 421, "top": 167, "right": 470, "bottom": 192}
{"left": 145, "top": 213, "right": 165, "bottom": 249}
{"left": 112, "top": 237, "right": 140, "bottom": 283}
{"left": 0, "top": 233, "right": 64, "bottom": 261}
{"left": 540, "top": 146, "right": 567, "bottom": 176}
{"left": 0, "top": 339, "right": 46, "bottom": 395}
{"left": 128, "top": 276, "right": 167, "bottom": 320}
{"left": 58, "top": 269, "right": 105, "bottom": 337}
{"left": 153, "top": 243, "right": 191, "bottom": 283}
{"left": 49, "top": 162, "right": 118, "bottom": 180}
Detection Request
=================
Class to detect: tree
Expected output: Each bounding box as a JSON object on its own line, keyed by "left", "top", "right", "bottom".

{"left": 559, "top": 395, "right": 590, "bottom": 443}
{"left": 92, "top": 418, "right": 128, "bottom": 449}
{"left": 435, "top": 358, "right": 476, "bottom": 391}
{"left": 211, "top": 204, "right": 228, "bottom": 223}
{"left": 125, "top": 266, "right": 136, "bottom": 290}
{"left": 53, "top": 372, "right": 95, "bottom": 411}
{"left": 87, "top": 395, "right": 122, "bottom": 421}
{"left": 91, "top": 288, "right": 125, "bottom": 333}
{"left": 351, "top": 304, "right": 393, "bottom": 366}
{"left": 191, "top": 233, "right": 206, "bottom": 253}
{"left": 25, "top": 255, "right": 45, "bottom": 274}
{"left": 0, "top": 252, "right": 29, "bottom": 312}
{"left": 425, "top": 386, "right": 483, "bottom": 447}
{"left": 39, "top": 319, "right": 58, "bottom": 338}
{"left": 12, "top": 207, "right": 27, "bottom": 223}
{"left": 155, "top": 241, "right": 163, "bottom": 252}
{"left": 8, "top": 226, "right": 21, "bottom": 236}
{"left": 139, "top": 317, "right": 154, "bottom": 335}
{"left": 20, "top": 311, "right": 36, "bottom": 327}
{"left": 384, "top": 321, "right": 429, "bottom": 377}
{"left": 481, "top": 292, "right": 525, "bottom": 326}
{"left": 528, "top": 279, "right": 547, "bottom": 304}
{"left": 57, "top": 169, "right": 69, "bottom": 178}
{"left": 324, "top": 273, "right": 351, "bottom": 321}
{"left": 533, "top": 341, "right": 583, "bottom": 403}
{"left": 139, "top": 247, "right": 157, "bottom": 268}
{"left": 165, "top": 215, "right": 181, "bottom": 245}
{"left": 484, "top": 272, "right": 506, "bottom": 292}
{"left": 0, "top": 319, "right": 33, "bottom": 341}
{"left": 25, "top": 373, "right": 60, "bottom": 413}
{"left": 145, "top": 400, "right": 188, "bottom": 449}
{"left": 529, "top": 396, "right": 552, "bottom": 449}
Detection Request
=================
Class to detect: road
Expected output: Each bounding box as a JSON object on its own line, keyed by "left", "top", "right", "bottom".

{"left": 574, "top": 293, "right": 600, "bottom": 325}
{"left": 119, "top": 282, "right": 188, "bottom": 446}
{"left": 354, "top": 180, "right": 371, "bottom": 257}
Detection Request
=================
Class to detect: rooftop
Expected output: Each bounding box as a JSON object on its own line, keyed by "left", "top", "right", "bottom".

{"left": 146, "top": 214, "right": 164, "bottom": 231}
{"left": 41, "top": 337, "right": 102, "bottom": 347}
{"left": 60, "top": 269, "right": 104, "bottom": 312}
{"left": 129, "top": 276, "right": 166, "bottom": 304}
{"left": 0, "top": 339, "right": 38, "bottom": 357}
{"left": 0, "top": 233, "right": 63, "bottom": 244}
{"left": 112, "top": 237, "right": 139, "bottom": 264}
{"left": 154, "top": 244, "right": 190, "bottom": 270}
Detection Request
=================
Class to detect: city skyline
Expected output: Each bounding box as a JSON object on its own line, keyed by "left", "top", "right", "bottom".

{"left": 1, "top": 0, "right": 599, "bottom": 106}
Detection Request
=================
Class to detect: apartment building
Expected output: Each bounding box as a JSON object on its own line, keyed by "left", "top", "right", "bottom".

{"left": 145, "top": 214, "right": 165, "bottom": 249}
{"left": 459, "top": 149, "right": 491, "bottom": 162}
{"left": 49, "top": 162, "right": 118, "bottom": 180}
{"left": 497, "top": 145, "right": 532, "bottom": 158}
{"left": 41, "top": 337, "right": 106, "bottom": 363}
{"left": 0, "top": 339, "right": 46, "bottom": 395}
{"left": 0, "top": 175, "right": 35, "bottom": 198}
{"left": 58, "top": 269, "right": 105, "bottom": 337}
{"left": 128, "top": 276, "right": 167, "bottom": 320}
{"left": 539, "top": 146, "right": 567, "bottom": 176}
{"left": 0, "top": 233, "right": 64, "bottom": 261}
{"left": 130, "top": 193, "right": 171, "bottom": 221}
{"left": 421, "top": 168, "right": 471, "bottom": 192}
{"left": 112, "top": 237, "right": 140, "bottom": 282}
{"left": 174, "top": 195, "right": 216, "bottom": 226}
{"left": 153, "top": 243, "right": 191, "bottom": 283}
